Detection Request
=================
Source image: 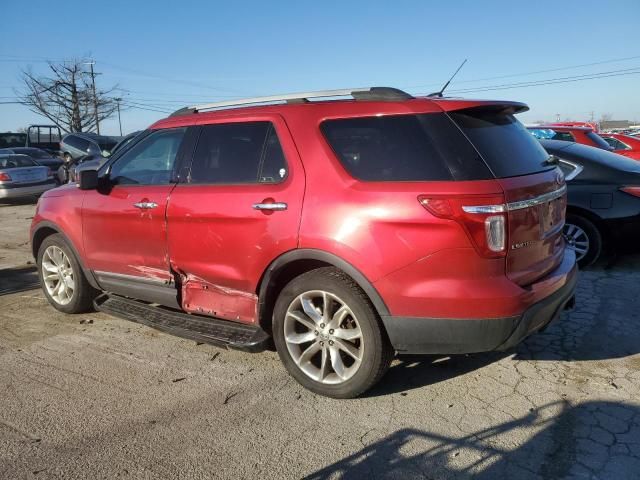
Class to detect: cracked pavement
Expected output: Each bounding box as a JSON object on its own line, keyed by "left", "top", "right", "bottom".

{"left": 1, "top": 200, "right": 639, "bottom": 479}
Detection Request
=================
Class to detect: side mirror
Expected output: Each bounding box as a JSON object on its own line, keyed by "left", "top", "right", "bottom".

{"left": 78, "top": 168, "right": 99, "bottom": 190}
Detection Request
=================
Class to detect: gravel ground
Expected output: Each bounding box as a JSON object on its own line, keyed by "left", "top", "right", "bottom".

{"left": 1, "top": 199, "right": 639, "bottom": 479}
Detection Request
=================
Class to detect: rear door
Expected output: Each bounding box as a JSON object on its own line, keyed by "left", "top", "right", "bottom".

{"left": 166, "top": 116, "right": 305, "bottom": 324}
{"left": 450, "top": 109, "right": 566, "bottom": 286}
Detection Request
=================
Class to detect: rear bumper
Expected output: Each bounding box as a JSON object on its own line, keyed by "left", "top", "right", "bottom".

{"left": 381, "top": 249, "right": 578, "bottom": 354}
{"left": 0, "top": 181, "right": 56, "bottom": 198}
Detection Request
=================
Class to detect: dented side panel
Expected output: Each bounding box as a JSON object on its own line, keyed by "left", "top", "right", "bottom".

{"left": 166, "top": 115, "right": 305, "bottom": 325}
{"left": 181, "top": 274, "right": 258, "bottom": 323}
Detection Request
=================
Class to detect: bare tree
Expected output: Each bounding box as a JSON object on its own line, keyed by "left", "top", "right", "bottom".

{"left": 16, "top": 59, "right": 118, "bottom": 133}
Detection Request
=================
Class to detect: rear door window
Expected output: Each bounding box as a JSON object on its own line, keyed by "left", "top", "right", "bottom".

{"left": 189, "top": 122, "right": 287, "bottom": 184}
{"left": 449, "top": 110, "right": 553, "bottom": 178}
{"left": 321, "top": 113, "right": 492, "bottom": 181}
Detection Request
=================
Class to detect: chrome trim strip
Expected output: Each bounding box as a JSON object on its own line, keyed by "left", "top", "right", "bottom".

{"left": 462, "top": 204, "right": 506, "bottom": 214}
{"left": 506, "top": 185, "right": 567, "bottom": 211}
{"left": 462, "top": 185, "right": 566, "bottom": 214}
{"left": 558, "top": 159, "right": 584, "bottom": 181}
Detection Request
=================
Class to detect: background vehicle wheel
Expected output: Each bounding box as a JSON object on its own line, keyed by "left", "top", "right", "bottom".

{"left": 272, "top": 267, "right": 393, "bottom": 398}
{"left": 37, "top": 234, "right": 98, "bottom": 313}
{"left": 564, "top": 214, "right": 602, "bottom": 267}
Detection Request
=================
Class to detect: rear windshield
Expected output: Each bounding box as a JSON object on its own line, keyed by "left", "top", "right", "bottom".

{"left": 0, "top": 155, "right": 38, "bottom": 168}
{"left": 320, "top": 113, "right": 492, "bottom": 181}
{"left": 586, "top": 131, "right": 613, "bottom": 150}
{"left": 450, "top": 110, "right": 553, "bottom": 178}
{"left": 98, "top": 140, "right": 118, "bottom": 152}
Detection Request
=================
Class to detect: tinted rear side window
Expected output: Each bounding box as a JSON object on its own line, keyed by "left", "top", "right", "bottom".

{"left": 189, "top": 122, "right": 287, "bottom": 184}
{"left": 321, "top": 113, "right": 492, "bottom": 181}
{"left": 450, "top": 110, "right": 552, "bottom": 178}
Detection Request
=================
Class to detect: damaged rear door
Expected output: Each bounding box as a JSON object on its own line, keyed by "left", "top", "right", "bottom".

{"left": 166, "top": 115, "right": 305, "bottom": 324}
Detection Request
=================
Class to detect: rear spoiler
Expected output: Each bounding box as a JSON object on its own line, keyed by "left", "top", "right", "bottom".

{"left": 429, "top": 99, "right": 529, "bottom": 115}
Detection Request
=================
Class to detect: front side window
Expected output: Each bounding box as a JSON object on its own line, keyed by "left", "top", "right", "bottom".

{"left": 109, "top": 128, "right": 186, "bottom": 185}
{"left": 189, "top": 122, "right": 287, "bottom": 184}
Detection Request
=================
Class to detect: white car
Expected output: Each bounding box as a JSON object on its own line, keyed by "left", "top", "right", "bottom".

{"left": 0, "top": 154, "right": 57, "bottom": 199}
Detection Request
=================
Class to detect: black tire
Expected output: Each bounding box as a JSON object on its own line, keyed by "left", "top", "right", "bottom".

{"left": 272, "top": 267, "right": 393, "bottom": 398}
{"left": 37, "top": 234, "right": 98, "bottom": 313}
{"left": 564, "top": 214, "right": 603, "bottom": 268}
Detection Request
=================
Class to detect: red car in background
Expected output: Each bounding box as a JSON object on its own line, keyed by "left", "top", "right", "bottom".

{"left": 527, "top": 125, "right": 613, "bottom": 151}
{"left": 599, "top": 133, "right": 640, "bottom": 161}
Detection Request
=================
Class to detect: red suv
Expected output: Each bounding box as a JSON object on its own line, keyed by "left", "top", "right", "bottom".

{"left": 31, "top": 87, "right": 577, "bottom": 398}
{"left": 528, "top": 125, "right": 613, "bottom": 151}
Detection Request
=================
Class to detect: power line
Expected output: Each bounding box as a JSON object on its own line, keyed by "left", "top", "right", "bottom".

{"left": 434, "top": 67, "right": 640, "bottom": 94}
{"left": 404, "top": 54, "right": 640, "bottom": 89}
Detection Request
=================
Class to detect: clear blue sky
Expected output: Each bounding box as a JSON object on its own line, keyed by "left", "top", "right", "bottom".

{"left": 1, "top": 0, "right": 639, "bottom": 135}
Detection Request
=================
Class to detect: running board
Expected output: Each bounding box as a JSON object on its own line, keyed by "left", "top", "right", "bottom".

{"left": 94, "top": 294, "right": 270, "bottom": 352}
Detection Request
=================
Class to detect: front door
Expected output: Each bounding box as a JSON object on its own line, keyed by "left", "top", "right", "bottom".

{"left": 82, "top": 128, "right": 187, "bottom": 301}
{"left": 166, "top": 117, "right": 305, "bottom": 324}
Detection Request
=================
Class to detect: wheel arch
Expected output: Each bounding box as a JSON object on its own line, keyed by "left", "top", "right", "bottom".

{"left": 31, "top": 221, "right": 100, "bottom": 290}
{"left": 565, "top": 205, "right": 607, "bottom": 238}
{"left": 257, "top": 249, "right": 390, "bottom": 332}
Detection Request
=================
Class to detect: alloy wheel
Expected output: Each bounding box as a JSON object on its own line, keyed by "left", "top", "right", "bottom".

{"left": 41, "top": 245, "right": 75, "bottom": 305}
{"left": 284, "top": 290, "right": 364, "bottom": 384}
{"left": 563, "top": 223, "right": 590, "bottom": 262}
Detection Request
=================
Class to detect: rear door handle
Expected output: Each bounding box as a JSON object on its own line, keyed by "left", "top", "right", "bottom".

{"left": 252, "top": 202, "right": 287, "bottom": 211}
{"left": 133, "top": 201, "right": 158, "bottom": 209}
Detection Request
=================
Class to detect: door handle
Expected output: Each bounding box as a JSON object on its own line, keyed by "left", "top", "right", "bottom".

{"left": 252, "top": 202, "right": 287, "bottom": 211}
{"left": 133, "top": 201, "right": 158, "bottom": 209}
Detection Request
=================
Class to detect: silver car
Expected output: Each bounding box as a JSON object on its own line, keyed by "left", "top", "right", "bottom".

{"left": 0, "top": 154, "right": 56, "bottom": 199}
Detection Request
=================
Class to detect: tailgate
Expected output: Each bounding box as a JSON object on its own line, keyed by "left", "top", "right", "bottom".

{"left": 498, "top": 169, "right": 567, "bottom": 286}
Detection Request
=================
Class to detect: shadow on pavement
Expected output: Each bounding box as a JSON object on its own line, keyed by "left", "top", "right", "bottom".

{"left": 365, "top": 352, "right": 507, "bottom": 398}
{"left": 0, "top": 265, "right": 39, "bottom": 296}
{"left": 305, "top": 400, "right": 640, "bottom": 479}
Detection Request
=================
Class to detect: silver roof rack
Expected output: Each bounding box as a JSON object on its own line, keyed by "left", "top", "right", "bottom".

{"left": 170, "top": 87, "right": 413, "bottom": 116}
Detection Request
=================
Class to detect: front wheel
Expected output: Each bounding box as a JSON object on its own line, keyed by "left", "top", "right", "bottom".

{"left": 37, "top": 234, "right": 98, "bottom": 313}
{"left": 272, "top": 267, "right": 393, "bottom": 398}
{"left": 564, "top": 214, "right": 602, "bottom": 267}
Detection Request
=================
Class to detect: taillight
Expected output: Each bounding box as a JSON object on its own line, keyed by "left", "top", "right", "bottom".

{"left": 620, "top": 186, "right": 640, "bottom": 198}
{"left": 0, "top": 172, "right": 11, "bottom": 182}
{"left": 418, "top": 195, "right": 507, "bottom": 258}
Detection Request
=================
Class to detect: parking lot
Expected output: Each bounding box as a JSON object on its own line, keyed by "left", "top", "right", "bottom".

{"left": 0, "top": 199, "right": 639, "bottom": 479}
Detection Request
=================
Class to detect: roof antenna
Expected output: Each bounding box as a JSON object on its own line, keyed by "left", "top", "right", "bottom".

{"left": 428, "top": 59, "right": 467, "bottom": 98}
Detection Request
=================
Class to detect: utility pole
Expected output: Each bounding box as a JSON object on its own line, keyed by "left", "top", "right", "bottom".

{"left": 84, "top": 61, "right": 100, "bottom": 134}
{"left": 114, "top": 97, "right": 123, "bottom": 135}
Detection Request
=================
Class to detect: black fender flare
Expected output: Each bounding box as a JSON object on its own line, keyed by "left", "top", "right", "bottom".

{"left": 257, "top": 249, "right": 390, "bottom": 321}
{"left": 31, "top": 221, "right": 100, "bottom": 290}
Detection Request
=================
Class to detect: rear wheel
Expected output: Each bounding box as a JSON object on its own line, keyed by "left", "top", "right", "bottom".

{"left": 37, "top": 234, "right": 98, "bottom": 313}
{"left": 564, "top": 214, "right": 602, "bottom": 267}
{"left": 272, "top": 267, "right": 393, "bottom": 398}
